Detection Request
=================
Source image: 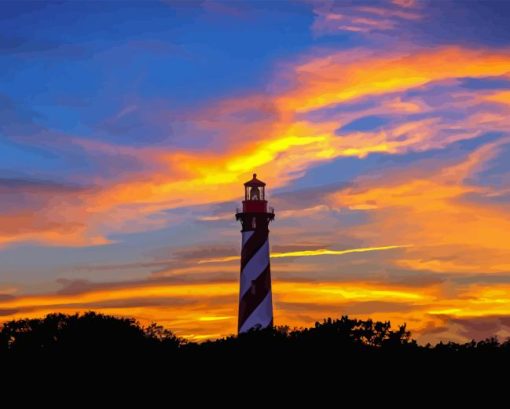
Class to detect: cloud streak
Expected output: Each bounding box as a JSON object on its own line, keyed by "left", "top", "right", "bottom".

{"left": 197, "top": 244, "right": 411, "bottom": 264}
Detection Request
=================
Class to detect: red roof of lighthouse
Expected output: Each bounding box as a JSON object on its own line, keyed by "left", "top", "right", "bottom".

{"left": 244, "top": 173, "right": 266, "bottom": 187}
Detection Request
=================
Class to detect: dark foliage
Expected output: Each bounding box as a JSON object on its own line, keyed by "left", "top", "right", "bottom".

{"left": 0, "top": 312, "right": 182, "bottom": 358}
{"left": 2, "top": 312, "right": 510, "bottom": 363}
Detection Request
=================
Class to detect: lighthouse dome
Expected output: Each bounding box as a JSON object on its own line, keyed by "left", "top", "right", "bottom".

{"left": 244, "top": 173, "right": 266, "bottom": 187}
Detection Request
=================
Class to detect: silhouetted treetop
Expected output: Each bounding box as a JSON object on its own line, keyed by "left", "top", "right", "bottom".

{"left": 1, "top": 311, "right": 509, "bottom": 361}
{"left": 0, "top": 311, "right": 182, "bottom": 356}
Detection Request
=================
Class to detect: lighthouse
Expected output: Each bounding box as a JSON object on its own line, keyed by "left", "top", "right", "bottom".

{"left": 235, "top": 173, "right": 275, "bottom": 333}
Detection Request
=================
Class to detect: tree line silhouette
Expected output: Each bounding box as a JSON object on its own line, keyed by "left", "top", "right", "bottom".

{"left": 1, "top": 311, "right": 509, "bottom": 361}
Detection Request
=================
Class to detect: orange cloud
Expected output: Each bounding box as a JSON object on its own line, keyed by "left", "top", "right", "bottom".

{"left": 333, "top": 139, "right": 510, "bottom": 273}
{"left": 277, "top": 47, "right": 510, "bottom": 113}
{"left": 0, "top": 211, "right": 110, "bottom": 247}
{"left": 68, "top": 47, "right": 510, "bottom": 239}
{"left": 4, "top": 277, "right": 510, "bottom": 343}
{"left": 0, "top": 279, "right": 434, "bottom": 340}
{"left": 5, "top": 47, "right": 510, "bottom": 251}
{"left": 483, "top": 90, "right": 510, "bottom": 105}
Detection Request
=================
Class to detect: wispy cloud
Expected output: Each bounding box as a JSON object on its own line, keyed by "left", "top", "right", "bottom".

{"left": 3, "top": 43, "right": 510, "bottom": 249}
{"left": 312, "top": 0, "right": 423, "bottom": 35}
{"left": 333, "top": 138, "right": 510, "bottom": 273}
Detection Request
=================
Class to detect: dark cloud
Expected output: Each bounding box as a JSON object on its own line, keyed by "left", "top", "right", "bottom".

{"left": 459, "top": 191, "right": 510, "bottom": 207}
{"left": 56, "top": 278, "right": 96, "bottom": 295}
{"left": 0, "top": 294, "right": 15, "bottom": 302}
{"left": 171, "top": 246, "right": 237, "bottom": 262}
{"left": 56, "top": 275, "right": 236, "bottom": 297}
{"left": 429, "top": 315, "right": 510, "bottom": 342}
{"left": 277, "top": 300, "right": 417, "bottom": 315}
{"left": 315, "top": 0, "right": 510, "bottom": 47}
{"left": 342, "top": 301, "right": 419, "bottom": 315}
{"left": 276, "top": 301, "right": 339, "bottom": 314}
{"left": 272, "top": 182, "right": 349, "bottom": 209}
{"left": 67, "top": 243, "right": 240, "bottom": 278}
{"left": 0, "top": 177, "right": 88, "bottom": 194}
{"left": 0, "top": 308, "right": 19, "bottom": 316}
{"left": 274, "top": 263, "right": 446, "bottom": 289}
{"left": 55, "top": 297, "right": 199, "bottom": 311}
{"left": 416, "top": 0, "right": 510, "bottom": 47}
{"left": 452, "top": 273, "right": 510, "bottom": 286}
{"left": 337, "top": 115, "right": 391, "bottom": 133}
{"left": 271, "top": 243, "right": 331, "bottom": 253}
{"left": 377, "top": 269, "right": 447, "bottom": 288}
{"left": 0, "top": 176, "right": 92, "bottom": 222}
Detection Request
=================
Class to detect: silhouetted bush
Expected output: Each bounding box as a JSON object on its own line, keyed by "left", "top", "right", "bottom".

{"left": 1, "top": 312, "right": 509, "bottom": 362}
{"left": 0, "top": 312, "right": 182, "bottom": 358}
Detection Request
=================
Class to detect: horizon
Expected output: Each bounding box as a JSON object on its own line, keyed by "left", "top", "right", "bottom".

{"left": 2, "top": 0, "right": 510, "bottom": 344}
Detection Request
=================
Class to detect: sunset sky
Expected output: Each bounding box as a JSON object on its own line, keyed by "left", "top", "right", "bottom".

{"left": 2, "top": 0, "right": 510, "bottom": 343}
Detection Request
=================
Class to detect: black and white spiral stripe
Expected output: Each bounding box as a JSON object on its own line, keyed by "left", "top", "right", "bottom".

{"left": 238, "top": 228, "right": 273, "bottom": 333}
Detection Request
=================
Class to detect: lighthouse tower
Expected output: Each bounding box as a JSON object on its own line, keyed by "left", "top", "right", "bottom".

{"left": 235, "top": 174, "right": 275, "bottom": 333}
